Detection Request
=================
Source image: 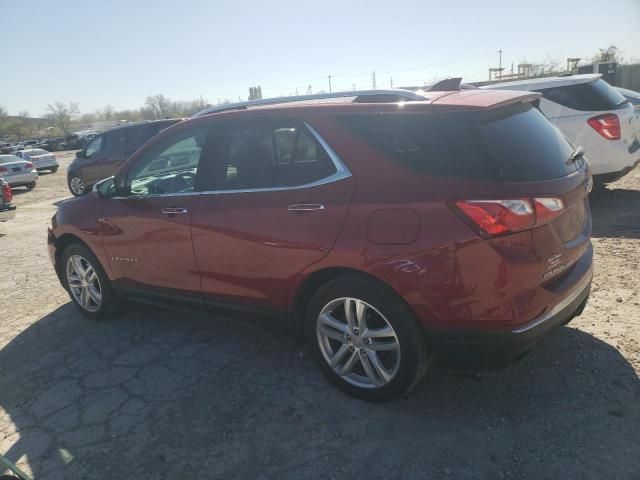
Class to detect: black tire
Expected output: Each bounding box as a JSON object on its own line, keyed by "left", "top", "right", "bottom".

{"left": 304, "top": 276, "right": 431, "bottom": 402}
{"left": 26, "top": 181, "right": 36, "bottom": 189}
{"left": 61, "top": 243, "right": 119, "bottom": 320}
{"left": 51, "top": 166, "right": 59, "bottom": 173}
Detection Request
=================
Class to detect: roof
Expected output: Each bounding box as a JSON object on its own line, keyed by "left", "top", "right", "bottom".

{"left": 190, "top": 88, "right": 540, "bottom": 119}
{"left": 482, "top": 73, "right": 602, "bottom": 91}
{"left": 106, "top": 118, "right": 182, "bottom": 132}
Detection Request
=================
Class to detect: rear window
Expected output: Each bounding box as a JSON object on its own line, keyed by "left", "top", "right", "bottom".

{"left": 340, "top": 103, "right": 579, "bottom": 182}
{"left": 539, "top": 79, "right": 628, "bottom": 111}
{"left": 480, "top": 103, "right": 580, "bottom": 181}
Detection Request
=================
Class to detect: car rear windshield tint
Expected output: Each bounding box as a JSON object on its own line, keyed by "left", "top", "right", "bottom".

{"left": 338, "top": 113, "right": 496, "bottom": 178}
{"left": 480, "top": 103, "right": 580, "bottom": 181}
{"left": 539, "top": 79, "right": 628, "bottom": 111}
{"left": 340, "top": 104, "right": 580, "bottom": 182}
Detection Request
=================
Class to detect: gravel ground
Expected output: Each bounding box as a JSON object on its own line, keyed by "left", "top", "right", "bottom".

{"left": 0, "top": 155, "right": 639, "bottom": 479}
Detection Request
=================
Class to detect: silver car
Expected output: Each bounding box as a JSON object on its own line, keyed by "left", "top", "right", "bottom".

{"left": 0, "top": 155, "right": 38, "bottom": 189}
{"left": 15, "top": 148, "right": 59, "bottom": 173}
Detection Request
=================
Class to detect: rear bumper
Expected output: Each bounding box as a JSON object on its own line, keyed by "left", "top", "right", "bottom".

{"left": 34, "top": 158, "right": 59, "bottom": 170}
{"left": 593, "top": 156, "right": 640, "bottom": 184}
{"left": 431, "top": 268, "right": 592, "bottom": 368}
{"left": 0, "top": 205, "right": 16, "bottom": 222}
{"left": 6, "top": 171, "right": 38, "bottom": 186}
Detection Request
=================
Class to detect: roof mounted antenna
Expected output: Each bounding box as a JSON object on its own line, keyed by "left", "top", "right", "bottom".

{"left": 427, "top": 78, "right": 463, "bottom": 91}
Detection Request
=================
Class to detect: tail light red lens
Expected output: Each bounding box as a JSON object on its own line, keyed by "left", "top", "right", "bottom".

{"left": 0, "top": 166, "right": 7, "bottom": 173}
{"left": 587, "top": 113, "right": 620, "bottom": 140}
{"left": 2, "top": 183, "right": 12, "bottom": 203}
{"left": 25, "top": 162, "right": 34, "bottom": 170}
{"left": 455, "top": 197, "right": 565, "bottom": 238}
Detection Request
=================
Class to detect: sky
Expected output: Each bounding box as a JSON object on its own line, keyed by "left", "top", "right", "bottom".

{"left": 1, "top": 0, "right": 639, "bottom": 116}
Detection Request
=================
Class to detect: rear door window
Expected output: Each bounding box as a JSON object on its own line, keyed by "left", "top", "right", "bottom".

{"left": 480, "top": 103, "right": 580, "bottom": 181}
{"left": 101, "top": 129, "right": 125, "bottom": 157}
{"left": 539, "top": 79, "right": 628, "bottom": 111}
{"left": 212, "top": 120, "right": 337, "bottom": 191}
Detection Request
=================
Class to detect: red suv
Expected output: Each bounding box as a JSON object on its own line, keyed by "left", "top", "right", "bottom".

{"left": 48, "top": 88, "right": 593, "bottom": 401}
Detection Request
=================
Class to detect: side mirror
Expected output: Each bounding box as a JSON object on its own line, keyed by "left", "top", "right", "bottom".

{"left": 76, "top": 150, "right": 84, "bottom": 158}
{"left": 94, "top": 177, "right": 117, "bottom": 198}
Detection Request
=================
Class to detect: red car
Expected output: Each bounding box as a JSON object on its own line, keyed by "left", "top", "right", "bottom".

{"left": 48, "top": 88, "right": 593, "bottom": 401}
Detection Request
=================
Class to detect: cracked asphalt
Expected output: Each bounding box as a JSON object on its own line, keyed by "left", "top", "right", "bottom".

{"left": 0, "top": 153, "right": 639, "bottom": 479}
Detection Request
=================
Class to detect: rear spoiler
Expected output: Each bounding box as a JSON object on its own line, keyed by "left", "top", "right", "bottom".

{"left": 428, "top": 78, "right": 479, "bottom": 92}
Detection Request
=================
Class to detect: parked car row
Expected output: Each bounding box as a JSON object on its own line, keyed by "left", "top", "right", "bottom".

{"left": 0, "top": 148, "right": 59, "bottom": 191}
{"left": 49, "top": 84, "right": 605, "bottom": 401}
{"left": 485, "top": 74, "right": 640, "bottom": 185}
{"left": 66, "top": 119, "right": 180, "bottom": 195}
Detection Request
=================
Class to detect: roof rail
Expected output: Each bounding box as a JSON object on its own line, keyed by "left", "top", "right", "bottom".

{"left": 192, "top": 89, "right": 428, "bottom": 117}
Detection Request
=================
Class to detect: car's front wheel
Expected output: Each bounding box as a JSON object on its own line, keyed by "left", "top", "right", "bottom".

{"left": 68, "top": 176, "right": 86, "bottom": 196}
{"left": 51, "top": 166, "right": 59, "bottom": 173}
{"left": 61, "top": 243, "right": 118, "bottom": 319}
{"left": 305, "top": 276, "right": 431, "bottom": 402}
{"left": 26, "top": 181, "right": 36, "bottom": 189}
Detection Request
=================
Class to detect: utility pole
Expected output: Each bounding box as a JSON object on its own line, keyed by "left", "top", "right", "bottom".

{"left": 390, "top": 76, "right": 393, "bottom": 88}
{"left": 497, "top": 49, "right": 503, "bottom": 80}
{"left": 327, "top": 75, "right": 333, "bottom": 93}
{"left": 372, "top": 71, "right": 377, "bottom": 89}
{"left": 352, "top": 83, "right": 356, "bottom": 91}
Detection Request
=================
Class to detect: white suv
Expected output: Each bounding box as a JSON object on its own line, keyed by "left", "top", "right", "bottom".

{"left": 485, "top": 74, "right": 640, "bottom": 184}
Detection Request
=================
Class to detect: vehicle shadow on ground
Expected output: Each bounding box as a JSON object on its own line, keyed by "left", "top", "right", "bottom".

{"left": 1, "top": 303, "right": 639, "bottom": 479}
{"left": 590, "top": 187, "right": 640, "bottom": 238}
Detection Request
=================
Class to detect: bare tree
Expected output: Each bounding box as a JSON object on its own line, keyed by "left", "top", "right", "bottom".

{"left": 593, "top": 46, "right": 623, "bottom": 64}
{"left": 46, "top": 102, "right": 79, "bottom": 136}
{"left": 0, "top": 105, "right": 7, "bottom": 119}
{"left": 145, "top": 94, "right": 172, "bottom": 119}
{"left": 18, "top": 110, "right": 29, "bottom": 119}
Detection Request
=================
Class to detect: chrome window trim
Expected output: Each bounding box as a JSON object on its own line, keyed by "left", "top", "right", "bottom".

{"left": 108, "top": 122, "right": 351, "bottom": 199}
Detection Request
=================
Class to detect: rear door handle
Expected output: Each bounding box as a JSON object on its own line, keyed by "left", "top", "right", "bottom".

{"left": 162, "top": 207, "right": 189, "bottom": 215}
{"left": 287, "top": 203, "right": 325, "bottom": 212}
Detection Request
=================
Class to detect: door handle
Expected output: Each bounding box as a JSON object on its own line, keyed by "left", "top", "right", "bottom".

{"left": 287, "top": 203, "right": 325, "bottom": 212}
{"left": 162, "top": 207, "right": 189, "bottom": 215}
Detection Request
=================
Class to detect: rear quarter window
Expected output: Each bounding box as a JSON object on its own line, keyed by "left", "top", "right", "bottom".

{"left": 539, "top": 79, "right": 628, "bottom": 111}
{"left": 480, "top": 103, "right": 580, "bottom": 181}
{"left": 338, "top": 113, "right": 496, "bottom": 178}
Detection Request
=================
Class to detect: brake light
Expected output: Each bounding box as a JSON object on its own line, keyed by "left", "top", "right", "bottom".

{"left": 455, "top": 197, "right": 565, "bottom": 238}
{"left": 2, "top": 183, "right": 12, "bottom": 203}
{"left": 587, "top": 113, "right": 620, "bottom": 140}
{"left": 25, "top": 162, "right": 34, "bottom": 170}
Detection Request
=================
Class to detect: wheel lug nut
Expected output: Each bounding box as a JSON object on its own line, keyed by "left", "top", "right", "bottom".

{"left": 345, "top": 334, "right": 351, "bottom": 340}
{"left": 353, "top": 328, "right": 359, "bottom": 335}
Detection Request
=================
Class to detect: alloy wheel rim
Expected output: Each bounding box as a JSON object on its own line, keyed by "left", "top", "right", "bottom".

{"left": 316, "top": 297, "right": 401, "bottom": 389}
{"left": 66, "top": 255, "right": 102, "bottom": 312}
{"left": 70, "top": 177, "right": 84, "bottom": 194}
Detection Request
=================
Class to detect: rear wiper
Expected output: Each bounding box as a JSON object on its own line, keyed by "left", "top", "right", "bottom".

{"left": 567, "top": 146, "right": 585, "bottom": 165}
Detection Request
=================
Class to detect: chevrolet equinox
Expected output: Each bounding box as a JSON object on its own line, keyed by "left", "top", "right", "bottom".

{"left": 48, "top": 88, "right": 593, "bottom": 401}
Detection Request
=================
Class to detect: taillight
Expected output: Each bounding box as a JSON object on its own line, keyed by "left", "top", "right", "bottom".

{"left": 0, "top": 166, "right": 7, "bottom": 173}
{"left": 587, "top": 113, "right": 620, "bottom": 140}
{"left": 454, "top": 197, "right": 565, "bottom": 238}
{"left": 2, "top": 183, "right": 12, "bottom": 203}
{"left": 25, "top": 162, "right": 34, "bottom": 170}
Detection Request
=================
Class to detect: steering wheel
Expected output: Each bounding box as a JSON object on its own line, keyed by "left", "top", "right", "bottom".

{"left": 162, "top": 171, "right": 196, "bottom": 194}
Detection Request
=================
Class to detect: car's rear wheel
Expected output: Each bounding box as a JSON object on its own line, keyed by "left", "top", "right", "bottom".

{"left": 305, "top": 276, "right": 431, "bottom": 402}
{"left": 26, "top": 181, "right": 36, "bottom": 189}
{"left": 51, "top": 166, "right": 58, "bottom": 173}
{"left": 68, "top": 176, "right": 86, "bottom": 196}
{"left": 61, "top": 243, "right": 118, "bottom": 320}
